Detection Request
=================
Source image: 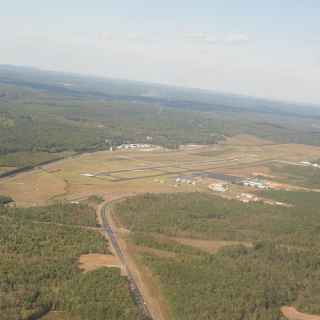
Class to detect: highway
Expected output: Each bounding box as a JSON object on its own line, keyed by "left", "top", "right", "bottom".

{"left": 100, "top": 203, "right": 153, "bottom": 320}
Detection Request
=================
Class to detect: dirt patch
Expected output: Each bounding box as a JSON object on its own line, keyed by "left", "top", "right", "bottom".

{"left": 168, "top": 237, "right": 252, "bottom": 254}
{"left": 79, "top": 254, "right": 120, "bottom": 272}
{"left": 0, "top": 170, "right": 67, "bottom": 206}
{"left": 281, "top": 306, "right": 320, "bottom": 320}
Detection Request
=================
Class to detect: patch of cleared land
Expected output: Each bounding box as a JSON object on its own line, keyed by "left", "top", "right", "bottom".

{"left": 1, "top": 135, "right": 320, "bottom": 206}
{"left": 79, "top": 253, "right": 120, "bottom": 272}
{"left": 281, "top": 307, "right": 320, "bottom": 320}
{"left": 0, "top": 169, "right": 67, "bottom": 206}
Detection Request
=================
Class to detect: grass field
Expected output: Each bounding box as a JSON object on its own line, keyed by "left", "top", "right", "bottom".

{"left": 1, "top": 135, "right": 320, "bottom": 206}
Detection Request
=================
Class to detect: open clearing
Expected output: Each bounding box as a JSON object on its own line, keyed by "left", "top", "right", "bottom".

{"left": 2, "top": 135, "right": 320, "bottom": 206}
{"left": 79, "top": 253, "right": 121, "bottom": 272}
{"left": 0, "top": 170, "right": 66, "bottom": 206}
{"left": 281, "top": 307, "right": 320, "bottom": 320}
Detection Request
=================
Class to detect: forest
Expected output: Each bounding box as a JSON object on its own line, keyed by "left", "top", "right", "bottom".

{"left": 0, "top": 83, "right": 224, "bottom": 165}
{"left": 0, "top": 202, "right": 141, "bottom": 320}
{"left": 114, "top": 191, "right": 320, "bottom": 319}
{"left": 1, "top": 65, "right": 320, "bottom": 169}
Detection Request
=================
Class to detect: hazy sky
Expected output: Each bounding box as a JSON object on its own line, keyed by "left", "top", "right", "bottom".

{"left": 1, "top": 1, "right": 320, "bottom": 104}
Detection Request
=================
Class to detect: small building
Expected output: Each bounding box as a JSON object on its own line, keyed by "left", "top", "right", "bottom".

{"left": 241, "top": 179, "right": 269, "bottom": 190}
{"left": 80, "top": 173, "right": 95, "bottom": 177}
{"left": 209, "top": 183, "right": 227, "bottom": 192}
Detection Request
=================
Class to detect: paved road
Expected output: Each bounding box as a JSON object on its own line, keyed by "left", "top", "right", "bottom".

{"left": 100, "top": 203, "right": 153, "bottom": 320}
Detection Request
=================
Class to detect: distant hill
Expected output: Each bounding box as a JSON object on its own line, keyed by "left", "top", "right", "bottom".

{"left": 1, "top": 64, "right": 319, "bottom": 118}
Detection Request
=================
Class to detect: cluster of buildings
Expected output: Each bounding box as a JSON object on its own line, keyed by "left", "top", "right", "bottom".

{"left": 208, "top": 183, "right": 228, "bottom": 192}
{"left": 175, "top": 177, "right": 196, "bottom": 186}
{"left": 240, "top": 178, "right": 270, "bottom": 190}
{"left": 117, "top": 143, "right": 152, "bottom": 150}
{"left": 301, "top": 161, "right": 320, "bottom": 168}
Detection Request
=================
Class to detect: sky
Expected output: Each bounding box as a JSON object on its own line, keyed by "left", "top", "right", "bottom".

{"left": 1, "top": 0, "right": 320, "bottom": 105}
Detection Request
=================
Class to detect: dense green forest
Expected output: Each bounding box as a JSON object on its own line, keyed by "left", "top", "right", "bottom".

{"left": 115, "top": 192, "right": 320, "bottom": 247}
{"left": 0, "top": 203, "right": 98, "bottom": 226}
{"left": 114, "top": 192, "right": 320, "bottom": 319}
{"left": 1, "top": 65, "right": 320, "bottom": 169}
{"left": 0, "top": 84, "right": 224, "bottom": 162}
{"left": 0, "top": 203, "right": 140, "bottom": 320}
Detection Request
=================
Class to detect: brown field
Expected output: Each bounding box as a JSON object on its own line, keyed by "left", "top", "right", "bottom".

{"left": 0, "top": 170, "right": 67, "bottom": 206}
{"left": 281, "top": 307, "right": 320, "bottom": 320}
{"left": 79, "top": 254, "right": 121, "bottom": 272}
{"left": 2, "top": 135, "right": 320, "bottom": 207}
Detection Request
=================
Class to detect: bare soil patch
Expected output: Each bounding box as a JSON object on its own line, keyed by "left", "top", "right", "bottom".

{"left": 79, "top": 254, "right": 120, "bottom": 272}
{"left": 281, "top": 306, "right": 320, "bottom": 320}
{"left": 0, "top": 170, "right": 66, "bottom": 206}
